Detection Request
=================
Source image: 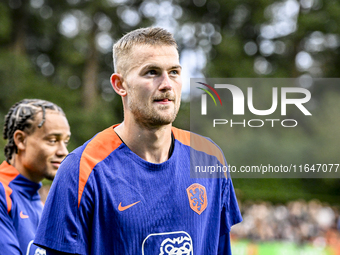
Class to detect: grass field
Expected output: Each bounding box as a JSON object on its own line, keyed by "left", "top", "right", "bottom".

{"left": 231, "top": 239, "right": 339, "bottom": 255}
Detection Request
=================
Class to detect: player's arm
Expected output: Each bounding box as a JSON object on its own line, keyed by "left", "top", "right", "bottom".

{"left": 219, "top": 177, "right": 243, "bottom": 255}
{"left": 0, "top": 184, "right": 22, "bottom": 254}
{"left": 34, "top": 153, "right": 92, "bottom": 254}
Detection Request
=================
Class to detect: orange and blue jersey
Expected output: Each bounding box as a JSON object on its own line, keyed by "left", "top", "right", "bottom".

{"left": 35, "top": 125, "right": 242, "bottom": 254}
{"left": 0, "top": 161, "right": 45, "bottom": 255}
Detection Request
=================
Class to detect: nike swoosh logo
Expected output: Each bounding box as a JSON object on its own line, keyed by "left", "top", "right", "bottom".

{"left": 20, "top": 211, "right": 29, "bottom": 219}
{"left": 118, "top": 201, "right": 140, "bottom": 211}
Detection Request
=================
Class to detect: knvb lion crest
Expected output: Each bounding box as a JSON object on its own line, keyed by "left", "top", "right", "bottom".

{"left": 186, "top": 183, "right": 207, "bottom": 215}
{"left": 159, "top": 236, "right": 192, "bottom": 255}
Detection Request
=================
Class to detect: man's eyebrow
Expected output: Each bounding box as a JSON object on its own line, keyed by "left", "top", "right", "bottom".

{"left": 141, "top": 64, "right": 182, "bottom": 71}
{"left": 141, "top": 64, "right": 161, "bottom": 71}
{"left": 46, "top": 133, "right": 71, "bottom": 138}
{"left": 170, "top": 65, "right": 182, "bottom": 70}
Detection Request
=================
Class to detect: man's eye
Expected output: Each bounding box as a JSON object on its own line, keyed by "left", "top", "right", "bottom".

{"left": 170, "top": 70, "right": 179, "bottom": 75}
{"left": 49, "top": 139, "right": 57, "bottom": 144}
{"left": 147, "top": 70, "right": 157, "bottom": 75}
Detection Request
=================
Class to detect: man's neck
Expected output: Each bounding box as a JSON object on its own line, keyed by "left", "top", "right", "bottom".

{"left": 10, "top": 155, "right": 41, "bottom": 183}
{"left": 114, "top": 121, "right": 173, "bottom": 164}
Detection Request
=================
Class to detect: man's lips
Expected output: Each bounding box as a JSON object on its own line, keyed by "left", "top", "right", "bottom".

{"left": 51, "top": 161, "right": 62, "bottom": 168}
{"left": 153, "top": 97, "right": 175, "bottom": 104}
{"left": 154, "top": 98, "right": 172, "bottom": 103}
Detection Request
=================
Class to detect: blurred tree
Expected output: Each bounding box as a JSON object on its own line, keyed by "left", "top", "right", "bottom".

{"left": 0, "top": 0, "right": 339, "bottom": 204}
{"left": 180, "top": 0, "right": 340, "bottom": 204}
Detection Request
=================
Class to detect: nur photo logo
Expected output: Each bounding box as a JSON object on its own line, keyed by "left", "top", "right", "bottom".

{"left": 190, "top": 78, "right": 340, "bottom": 179}
{"left": 196, "top": 82, "right": 222, "bottom": 115}
{"left": 194, "top": 79, "right": 313, "bottom": 128}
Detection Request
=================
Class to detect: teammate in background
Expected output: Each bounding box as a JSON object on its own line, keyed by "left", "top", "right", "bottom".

{"left": 35, "top": 27, "right": 242, "bottom": 254}
{"left": 0, "top": 99, "right": 71, "bottom": 254}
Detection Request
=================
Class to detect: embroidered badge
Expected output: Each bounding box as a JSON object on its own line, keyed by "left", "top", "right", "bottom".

{"left": 186, "top": 183, "right": 207, "bottom": 215}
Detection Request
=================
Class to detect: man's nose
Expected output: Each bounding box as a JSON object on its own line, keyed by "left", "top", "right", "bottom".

{"left": 56, "top": 141, "right": 69, "bottom": 157}
{"left": 158, "top": 72, "right": 172, "bottom": 91}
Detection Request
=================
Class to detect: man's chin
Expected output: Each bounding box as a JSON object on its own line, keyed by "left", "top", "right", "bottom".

{"left": 149, "top": 116, "right": 177, "bottom": 127}
{"left": 155, "top": 108, "right": 178, "bottom": 121}
{"left": 44, "top": 170, "right": 57, "bottom": 181}
{"left": 133, "top": 108, "right": 178, "bottom": 127}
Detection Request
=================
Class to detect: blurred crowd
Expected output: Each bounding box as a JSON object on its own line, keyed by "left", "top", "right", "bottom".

{"left": 231, "top": 200, "right": 340, "bottom": 248}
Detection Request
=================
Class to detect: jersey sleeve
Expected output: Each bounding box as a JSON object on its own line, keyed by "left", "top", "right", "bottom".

{"left": 0, "top": 183, "right": 22, "bottom": 255}
{"left": 197, "top": 135, "right": 242, "bottom": 233}
{"left": 34, "top": 152, "right": 93, "bottom": 254}
{"left": 220, "top": 177, "right": 242, "bottom": 235}
{"left": 218, "top": 234, "right": 232, "bottom": 255}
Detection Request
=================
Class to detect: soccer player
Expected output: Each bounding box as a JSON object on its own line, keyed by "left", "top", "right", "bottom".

{"left": 35, "top": 27, "right": 242, "bottom": 254}
{"left": 0, "top": 99, "right": 71, "bottom": 254}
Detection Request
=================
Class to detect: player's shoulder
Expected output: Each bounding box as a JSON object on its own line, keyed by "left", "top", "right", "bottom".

{"left": 0, "top": 185, "right": 10, "bottom": 217}
{"left": 64, "top": 125, "right": 122, "bottom": 161}
{"left": 60, "top": 125, "right": 122, "bottom": 177}
{"left": 0, "top": 180, "right": 7, "bottom": 203}
{"left": 0, "top": 161, "right": 19, "bottom": 193}
{"left": 58, "top": 125, "right": 122, "bottom": 179}
{"left": 0, "top": 162, "right": 19, "bottom": 214}
{"left": 171, "top": 126, "right": 225, "bottom": 166}
{"left": 78, "top": 125, "right": 122, "bottom": 164}
{"left": 171, "top": 126, "right": 213, "bottom": 145}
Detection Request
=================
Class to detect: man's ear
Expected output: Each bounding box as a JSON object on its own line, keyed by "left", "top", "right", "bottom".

{"left": 13, "top": 130, "right": 27, "bottom": 151}
{"left": 111, "top": 73, "right": 127, "bottom": 97}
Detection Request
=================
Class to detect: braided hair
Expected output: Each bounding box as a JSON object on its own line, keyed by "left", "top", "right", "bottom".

{"left": 3, "top": 99, "right": 65, "bottom": 163}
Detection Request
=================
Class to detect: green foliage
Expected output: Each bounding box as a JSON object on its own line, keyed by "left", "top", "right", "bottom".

{"left": 0, "top": 2, "right": 11, "bottom": 42}
{"left": 1, "top": 0, "right": 340, "bottom": 205}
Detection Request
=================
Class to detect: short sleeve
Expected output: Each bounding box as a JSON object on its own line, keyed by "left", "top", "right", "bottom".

{"left": 34, "top": 153, "right": 93, "bottom": 254}
{"left": 218, "top": 234, "right": 232, "bottom": 255}
{"left": 220, "top": 178, "right": 242, "bottom": 235}
{"left": 0, "top": 184, "right": 21, "bottom": 254}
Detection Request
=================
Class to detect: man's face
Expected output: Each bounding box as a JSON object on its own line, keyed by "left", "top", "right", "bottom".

{"left": 122, "top": 45, "right": 182, "bottom": 127}
{"left": 21, "top": 111, "right": 71, "bottom": 182}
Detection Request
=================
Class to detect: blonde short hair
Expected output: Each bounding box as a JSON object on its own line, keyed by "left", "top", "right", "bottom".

{"left": 113, "top": 27, "right": 178, "bottom": 76}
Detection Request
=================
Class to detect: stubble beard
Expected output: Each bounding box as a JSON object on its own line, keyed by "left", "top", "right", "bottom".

{"left": 128, "top": 93, "right": 180, "bottom": 127}
{"left": 44, "top": 170, "right": 57, "bottom": 181}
